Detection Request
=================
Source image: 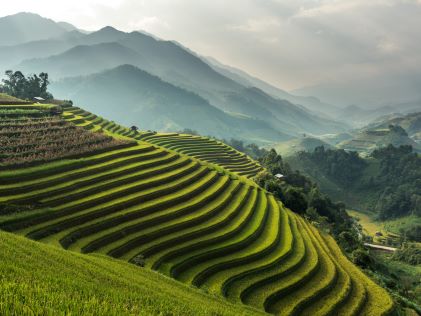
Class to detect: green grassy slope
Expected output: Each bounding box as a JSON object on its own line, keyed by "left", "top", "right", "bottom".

{"left": 0, "top": 230, "right": 263, "bottom": 316}
{"left": 0, "top": 104, "right": 393, "bottom": 315}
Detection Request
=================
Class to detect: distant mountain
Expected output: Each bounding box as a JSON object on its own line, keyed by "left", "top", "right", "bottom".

{"left": 0, "top": 32, "right": 85, "bottom": 71}
{"left": 206, "top": 57, "right": 339, "bottom": 117}
{"left": 19, "top": 42, "right": 150, "bottom": 78}
{"left": 221, "top": 86, "right": 348, "bottom": 136}
{"left": 14, "top": 27, "right": 346, "bottom": 137}
{"left": 334, "top": 101, "right": 421, "bottom": 127}
{"left": 0, "top": 14, "right": 347, "bottom": 138}
{"left": 0, "top": 12, "right": 76, "bottom": 46}
{"left": 56, "top": 21, "right": 78, "bottom": 32}
{"left": 51, "top": 65, "right": 289, "bottom": 143}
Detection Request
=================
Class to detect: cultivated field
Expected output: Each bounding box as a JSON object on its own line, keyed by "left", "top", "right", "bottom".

{"left": 61, "top": 107, "right": 263, "bottom": 178}
{"left": 0, "top": 104, "right": 393, "bottom": 315}
{"left": 0, "top": 107, "right": 133, "bottom": 167}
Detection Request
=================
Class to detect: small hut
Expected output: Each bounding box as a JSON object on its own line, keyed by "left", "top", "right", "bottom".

{"left": 275, "top": 173, "right": 285, "bottom": 180}
{"left": 33, "top": 96, "right": 46, "bottom": 104}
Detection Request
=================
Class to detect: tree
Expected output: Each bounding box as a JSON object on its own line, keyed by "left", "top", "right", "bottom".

{"left": 284, "top": 187, "right": 307, "bottom": 214}
{"left": 130, "top": 125, "right": 139, "bottom": 133}
{"left": 0, "top": 70, "right": 53, "bottom": 100}
{"left": 352, "top": 248, "right": 372, "bottom": 268}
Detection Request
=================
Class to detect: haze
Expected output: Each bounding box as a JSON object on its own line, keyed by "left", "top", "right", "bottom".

{"left": 2, "top": 0, "right": 421, "bottom": 106}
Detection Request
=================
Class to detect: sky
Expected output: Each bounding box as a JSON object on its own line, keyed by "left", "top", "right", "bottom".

{"left": 2, "top": 0, "right": 421, "bottom": 97}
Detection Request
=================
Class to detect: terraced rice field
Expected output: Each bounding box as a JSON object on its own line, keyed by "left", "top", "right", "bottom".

{"left": 61, "top": 107, "right": 263, "bottom": 178}
{"left": 0, "top": 104, "right": 393, "bottom": 315}
{"left": 0, "top": 107, "right": 132, "bottom": 166}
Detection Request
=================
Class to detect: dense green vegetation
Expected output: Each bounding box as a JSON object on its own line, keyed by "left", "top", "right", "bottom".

{"left": 370, "top": 146, "right": 421, "bottom": 220}
{"left": 0, "top": 103, "right": 393, "bottom": 315}
{"left": 0, "top": 70, "right": 53, "bottom": 100}
{"left": 392, "top": 243, "right": 421, "bottom": 265}
{"left": 289, "top": 145, "right": 421, "bottom": 223}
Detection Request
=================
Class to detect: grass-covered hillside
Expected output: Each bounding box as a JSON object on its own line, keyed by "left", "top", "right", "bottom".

{"left": 270, "top": 137, "right": 332, "bottom": 157}
{"left": 0, "top": 103, "right": 393, "bottom": 315}
{"left": 0, "top": 230, "right": 262, "bottom": 316}
{"left": 338, "top": 125, "right": 420, "bottom": 154}
{"left": 367, "top": 112, "right": 421, "bottom": 139}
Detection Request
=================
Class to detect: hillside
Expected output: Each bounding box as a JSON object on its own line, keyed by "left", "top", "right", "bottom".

{"left": 287, "top": 145, "right": 421, "bottom": 222}
{"left": 60, "top": 105, "right": 264, "bottom": 178}
{"left": 337, "top": 125, "right": 421, "bottom": 154}
{"left": 0, "top": 230, "right": 261, "bottom": 316}
{"left": 367, "top": 112, "right": 421, "bottom": 139}
{"left": 0, "top": 103, "right": 393, "bottom": 315}
{"left": 270, "top": 137, "right": 332, "bottom": 157}
{"left": 0, "top": 93, "right": 28, "bottom": 104}
{"left": 51, "top": 65, "right": 287, "bottom": 144}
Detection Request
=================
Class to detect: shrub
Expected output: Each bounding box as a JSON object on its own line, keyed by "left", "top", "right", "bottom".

{"left": 392, "top": 243, "right": 421, "bottom": 265}
{"left": 352, "top": 248, "right": 372, "bottom": 268}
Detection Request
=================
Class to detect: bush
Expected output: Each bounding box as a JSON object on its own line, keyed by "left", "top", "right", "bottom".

{"left": 338, "top": 231, "right": 360, "bottom": 252}
{"left": 392, "top": 244, "right": 421, "bottom": 265}
{"left": 283, "top": 187, "right": 307, "bottom": 215}
{"left": 352, "top": 248, "right": 372, "bottom": 268}
{"left": 402, "top": 225, "right": 421, "bottom": 242}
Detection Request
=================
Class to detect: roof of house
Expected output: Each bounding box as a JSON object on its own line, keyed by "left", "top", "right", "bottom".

{"left": 33, "top": 97, "right": 45, "bottom": 101}
{"left": 275, "top": 173, "right": 284, "bottom": 178}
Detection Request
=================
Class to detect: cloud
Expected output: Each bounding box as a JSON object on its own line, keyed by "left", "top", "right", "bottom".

{"left": 229, "top": 18, "right": 281, "bottom": 33}
{"left": 128, "top": 16, "right": 169, "bottom": 32}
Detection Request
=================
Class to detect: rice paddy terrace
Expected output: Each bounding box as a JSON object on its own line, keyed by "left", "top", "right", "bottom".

{"left": 61, "top": 107, "right": 263, "bottom": 178}
{"left": 0, "top": 104, "right": 393, "bottom": 315}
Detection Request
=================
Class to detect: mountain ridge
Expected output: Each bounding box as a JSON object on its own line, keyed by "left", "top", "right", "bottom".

{"left": 0, "top": 12, "right": 77, "bottom": 46}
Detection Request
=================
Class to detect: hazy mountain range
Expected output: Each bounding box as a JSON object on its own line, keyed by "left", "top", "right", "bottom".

{"left": 1, "top": 12, "right": 420, "bottom": 143}
{"left": 52, "top": 64, "right": 288, "bottom": 142}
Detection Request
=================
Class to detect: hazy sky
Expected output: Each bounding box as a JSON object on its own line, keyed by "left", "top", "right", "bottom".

{"left": 2, "top": 0, "right": 421, "bottom": 91}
